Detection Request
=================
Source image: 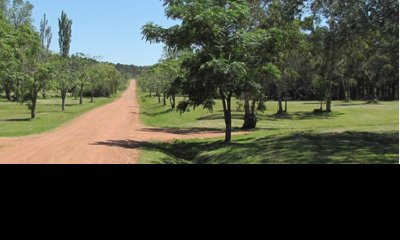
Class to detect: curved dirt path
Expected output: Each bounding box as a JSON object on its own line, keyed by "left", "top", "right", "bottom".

{"left": 0, "top": 80, "right": 235, "bottom": 164}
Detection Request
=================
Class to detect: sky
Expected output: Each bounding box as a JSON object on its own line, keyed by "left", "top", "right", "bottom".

{"left": 28, "top": 0, "right": 177, "bottom": 66}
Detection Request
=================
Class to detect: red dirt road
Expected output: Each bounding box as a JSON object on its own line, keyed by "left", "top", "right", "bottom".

{"left": 0, "top": 80, "right": 231, "bottom": 164}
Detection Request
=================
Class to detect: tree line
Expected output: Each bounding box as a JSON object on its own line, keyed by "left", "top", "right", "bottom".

{"left": 0, "top": 0, "right": 129, "bottom": 119}
{"left": 139, "top": 0, "right": 399, "bottom": 142}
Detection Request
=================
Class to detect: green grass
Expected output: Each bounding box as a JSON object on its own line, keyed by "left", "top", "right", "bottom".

{"left": 0, "top": 94, "right": 118, "bottom": 137}
{"left": 138, "top": 92, "right": 399, "bottom": 164}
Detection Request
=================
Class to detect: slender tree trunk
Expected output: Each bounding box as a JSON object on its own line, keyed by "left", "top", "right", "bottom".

{"left": 163, "top": 92, "right": 167, "bottom": 106}
{"left": 277, "top": 92, "right": 284, "bottom": 114}
{"left": 31, "top": 90, "right": 38, "bottom": 119}
{"left": 242, "top": 92, "right": 257, "bottom": 129}
{"left": 149, "top": 92, "right": 152, "bottom": 97}
{"left": 42, "top": 86, "right": 47, "bottom": 99}
{"left": 158, "top": 93, "right": 161, "bottom": 103}
{"left": 79, "top": 84, "right": 84, "bottom": 105}
{"left": 61, "top": 91, "right": 66, "bottom": 112}
{"left": 5, "top": 88, "right": 11, "bottom": 101}
{"left": 170, "top": 94, "right": 176, "bottom": 109}
{"left": 220, "top": 89, "right": 232, "bottom": 143}
{"left": 326, "top": 88, "right": 332, "bottom": 112}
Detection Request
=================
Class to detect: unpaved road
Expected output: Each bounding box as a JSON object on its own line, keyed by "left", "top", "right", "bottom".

{"left": 0, "top": 80, "right": 232, "bottom": 164}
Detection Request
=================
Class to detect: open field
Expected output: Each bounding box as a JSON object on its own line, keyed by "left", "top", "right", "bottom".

{"left": 138, "top": 92, "right": 399, "bottom": 164}
{"left": 0, "top": 95, "right": 118, "bottom": 137}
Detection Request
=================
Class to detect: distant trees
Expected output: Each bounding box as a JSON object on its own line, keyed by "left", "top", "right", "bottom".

{"left": 40, "top": 13, "right": 52, "bottom": 53}
{"left": 141, "top": 0, "right": 399, "bottom": 142}
{"left": 1, "top": 2, "right": 127, "bottom": 119}
{"left": 138, "top": 55, "right": 181, "bottom": 108}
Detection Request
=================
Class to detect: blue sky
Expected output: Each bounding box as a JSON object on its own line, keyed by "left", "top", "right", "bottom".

{"left": 29, "top": 0, "right": 177, "bottom": 66}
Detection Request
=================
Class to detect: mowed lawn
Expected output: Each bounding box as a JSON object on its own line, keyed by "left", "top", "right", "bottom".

{"left": 0, "top": 95, "right": 116, "bottom": 137}
{"left": 138, "top": 92, "right": 399, "bottom": 164}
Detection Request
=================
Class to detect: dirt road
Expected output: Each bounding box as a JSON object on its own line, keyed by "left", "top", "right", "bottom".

{"left": 0, "top": 80, "right": 230, "bottom": 164}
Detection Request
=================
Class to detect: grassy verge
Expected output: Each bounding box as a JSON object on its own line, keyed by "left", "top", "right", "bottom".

{"left": 0, "top": 94, "right": 120, "bottom": 137}
{"left": 138, "top": 92, "right": 399, "bottom": 164}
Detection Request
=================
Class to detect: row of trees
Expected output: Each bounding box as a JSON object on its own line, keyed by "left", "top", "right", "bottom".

{"left": 140, "top": 0, "right": 399, "bottom": 142}
{"left": 1, "top": 0, "right": 126, "bottom": 119}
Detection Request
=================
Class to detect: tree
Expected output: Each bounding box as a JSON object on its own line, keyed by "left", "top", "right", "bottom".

{"left": 6, "top": 0, "right": 33, "bottom": 28}
{"left": 143, "top": 0, "right": 251, "bottom": 142}
{"left": 0, "top": 0, "right": 33, "bottom": 101}
{"left": 0, "top": 13, "right": 17, "bottom": 101}
{"left": 0, "top": 0, "right": 8, "bottom": 17}
{"left": 39, "top": 13, "right": 52, "bottom": 99}
{"left": 15, "top": 24, "right": 47, "bottom": 119}
{"left": 57, "top": 11, "right": 73, "bottom": 111}
{"left": 56, "top": 57, "right": 76, "bottom": 111}
{"left": 58, "top": 11, "right": 72, "bottom": 58}
{"left": 238, "top": 28, "right": 285, "bottom": 128}
{"left": 40, "top": 13, "right": 52, "bottom": 52}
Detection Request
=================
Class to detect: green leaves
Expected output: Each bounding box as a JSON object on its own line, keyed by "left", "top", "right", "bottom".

{"left": 262, "top": 63, "right": 281, "bottom": 79}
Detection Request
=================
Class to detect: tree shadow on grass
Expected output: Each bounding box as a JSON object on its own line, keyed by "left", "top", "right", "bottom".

{"left": 139, "top": 127, "right": 235, "bottom": 135}
{"left": 197, "top": 114, "right": 244, "bottom": 121}
{"left": 1, "top": 118, "right": 31, "bottom": 122}
{"left": 93, "top": 131, "right": 399, "bottom": 164}
{"left": 142, "top": 108, "right": 174, "bottom": 117}
{"left": 263, "top": 111, "right": 345, "bottom": 121}
{"left": 334, "top": 102, "right": 381, "bottom": 107}
{"left": 48, "top": 104, "right": 79, "bottom": 107}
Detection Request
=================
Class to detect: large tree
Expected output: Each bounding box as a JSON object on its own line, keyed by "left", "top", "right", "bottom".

{"left": 143, "top": 0, "right": 252, "bottom": 142}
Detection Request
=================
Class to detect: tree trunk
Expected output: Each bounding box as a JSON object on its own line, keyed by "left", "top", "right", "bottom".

{"left": 5, "top": 88, "right": 11, "bottom": 101}
{"left": 277, "top": 92, "right": 284, "bottom": 114}
{"left": 220, "top": 89, "right": 232, "bottom": 143}
{"left": 31, "top": 92, "right": 37, "bottom": 119}
{"left": 42, "top": 87, "right": 47, "bottom": 99}
{"left": 242, "top": 92, "right": 257, "bottom": 129}
{"left": 158, "top": 93, "right": 161, "bottom": 103}
{"left": 326, "top": 76, "right": 333, "bottom": 112}
{"left": 163, "top": 92, "right": 167, "bottom": 106}
{"left": 61, "top": 91, "right": 66, "bottom": 112}
{"left": 80, "top": 84, "right": 84, "bottom": 105}
{"left": 326, "top": 90, "right": 332, "bottom": 112}
{"left": 170, "top": 94, "right": 176, "bottom": 109}
{"left": 150, "top": 92, "right": 152, "bottom": 97}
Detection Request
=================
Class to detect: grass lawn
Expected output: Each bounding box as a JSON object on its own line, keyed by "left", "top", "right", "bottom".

{"left": 138, "top": 92, "right": 399, "bottom": 164}
{"left": 0, "top": 94, "right": 118, "bottom": 137}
